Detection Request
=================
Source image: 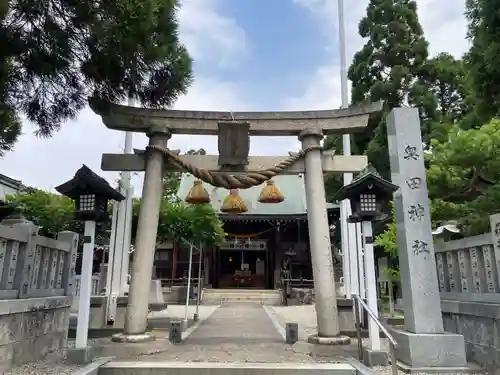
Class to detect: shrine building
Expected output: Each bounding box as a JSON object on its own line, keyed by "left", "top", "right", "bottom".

{"left": 152, "top": 173, "right": 340, "bottom": 289}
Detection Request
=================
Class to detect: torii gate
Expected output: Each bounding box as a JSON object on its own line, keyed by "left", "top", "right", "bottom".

{"left": 90, "top": 99, "right": 383, "bottom": 344}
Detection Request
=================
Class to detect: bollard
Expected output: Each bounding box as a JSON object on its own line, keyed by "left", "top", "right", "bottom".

{"left": 285, "top": 322, "right": 298, "bottom": 344}
{"left": 169, "top": 320, "right": 182, "bottom": 344}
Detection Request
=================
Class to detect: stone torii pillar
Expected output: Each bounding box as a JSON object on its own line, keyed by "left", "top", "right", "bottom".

{"left": 91, "top": 100, "right": 382, "bottom": 343}
{"left": 300, "top": 128, "right": 346, "bottom": 341}
{"left": 113, "top": 127, "right": 171, "bottom": 341}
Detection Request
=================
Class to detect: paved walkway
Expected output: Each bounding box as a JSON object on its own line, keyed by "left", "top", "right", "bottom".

{"left": 139, "top": 303, "right": 347, "bottom": 362}
{"left": 185, "top": 303, "right": 282, "bottom": 345}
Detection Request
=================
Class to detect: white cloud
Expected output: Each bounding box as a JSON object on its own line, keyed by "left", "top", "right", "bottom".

{"left": 178, "top": 0, "right": 248, "bottom": 69}
{"left": 0, "top": 0, "right": 250, "bottom": 193}
{"left": 286, "top": 0, "right": 470, "bottom": 110}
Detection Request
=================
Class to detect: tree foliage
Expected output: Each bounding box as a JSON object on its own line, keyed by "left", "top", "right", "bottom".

{"left": 352, "top": 0, "right": 500, "bottom": 265}
{"left": 5, "top": 189, "right": 81, "bottom": 236}
{"left": 348, "top": 0, "right": 430, "bottom": 174}
{"left": 427, "top": 120, "right": 500, "bottom": 235}
{"left": 131, "top": 198, "right": 225, "bottom": 248}
{"left": 325, "top": 1, "right": 470, "bottom": 201}
{"left": 465, "top": 0, "right": 500, "bottom": 121}
{"left": 377, "top": 119, "right": 500, "bottom": 258}
{"left": 0, "top": 0, "right": 193, "bottom": 153}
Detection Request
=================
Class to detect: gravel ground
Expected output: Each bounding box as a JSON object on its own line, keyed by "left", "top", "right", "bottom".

{"left": 2, "top": 339, "right": 103, "bottom": 375}
{"left": 269, "top": 305, "right": 485, "bottom": 375}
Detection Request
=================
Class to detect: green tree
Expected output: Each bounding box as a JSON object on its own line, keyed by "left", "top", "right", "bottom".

{"left": 465, "top": 0, "right": 500, "bottom": 122}
{"left": 427, "top": 119, "right": 500, "bottom": 234}
{"left": 417, "top": 53, "right": 469, "bottom": 141}
{"left": 1, "top": 0, "right": 193, "bottom": 153}
{"left": 5, "top": 189, "right": 78, "bottom": 236}
{"left": 349, "top": 0, "right": 430, "bottom": 166}
{"left": 377, "top": 119, "right": 500, "bottom": 253}
{"left": 325, "top": 0, "right": 431, "bottom": 200}
{"left": 132, "top": 199, "right": 225, "bottom": 247}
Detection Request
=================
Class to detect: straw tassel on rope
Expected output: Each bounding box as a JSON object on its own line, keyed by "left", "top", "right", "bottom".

{"left": 221, "top": 189, "right": 248, "bottom": 214}
{"left": 258, "top": 180, "right": 284, "bottom": 204}
{"left": 185, "top": 180, "right": 210, "bottom": 204}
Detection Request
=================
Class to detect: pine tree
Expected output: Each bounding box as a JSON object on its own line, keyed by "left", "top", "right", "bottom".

{"left": 0, "top": 0, "right": 193, "bottom": 154}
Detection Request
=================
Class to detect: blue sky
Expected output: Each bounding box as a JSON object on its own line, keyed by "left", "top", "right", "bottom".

{"left": 0, "top": 0, "right": 470, "bottom": 192}
{"left": 206, "top": 0, "right": 328, "bottom": 108}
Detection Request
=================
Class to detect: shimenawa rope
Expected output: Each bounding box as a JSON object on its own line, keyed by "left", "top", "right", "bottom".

{"left": 146, "top": 144, "right": 311, "bottom": 189}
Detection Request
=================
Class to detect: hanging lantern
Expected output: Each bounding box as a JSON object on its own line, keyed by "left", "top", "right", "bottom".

{"left": 221, "top": 189, "right": 248, "bottom": 214}
{"left": 258, "top": 180, "right": 284, "bottom": 204}
{"left": 185, "top": 180, "right": 210, "bottom": 205}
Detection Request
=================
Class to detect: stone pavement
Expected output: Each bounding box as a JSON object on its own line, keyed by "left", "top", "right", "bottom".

{"left": 137, "top": 303, "right": 357, "bottom": 362}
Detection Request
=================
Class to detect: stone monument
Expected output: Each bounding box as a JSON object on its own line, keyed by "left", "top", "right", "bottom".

{"left": 91, "top": 100, "right": 383, "bottom": 344}
{"left": 386, "top": 108, "right": 467, "bottom": 370}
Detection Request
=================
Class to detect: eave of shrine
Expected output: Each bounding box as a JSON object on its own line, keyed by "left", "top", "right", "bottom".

{"left": 90, "top": 100, "right": 383, "bottom": 136}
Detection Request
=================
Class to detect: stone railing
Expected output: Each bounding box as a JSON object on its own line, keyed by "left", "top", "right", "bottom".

{"left": 74, "top": 275, "right": 100, "bottom": 296}
{"left": 0, "top": 218, "right": 78, "bottom": 372}
{"left": 434, "top": 233, "right": 498, "bottom": 297}
{"left": 434, "top": 213, "right": 500, "bottom": 371}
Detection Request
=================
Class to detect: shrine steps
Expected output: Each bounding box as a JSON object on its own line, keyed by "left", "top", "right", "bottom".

{"left": 201, "top": 288, "right": 282, "bottom": 305}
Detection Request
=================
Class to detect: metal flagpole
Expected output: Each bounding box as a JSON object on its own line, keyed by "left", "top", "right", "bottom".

{"left": 338, "top": 0, "right": 360, "bottom": 297}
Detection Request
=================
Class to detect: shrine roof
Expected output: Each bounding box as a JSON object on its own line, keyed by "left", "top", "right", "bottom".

{"left": 177, "top": 173, "right": 339, "bottom": 218}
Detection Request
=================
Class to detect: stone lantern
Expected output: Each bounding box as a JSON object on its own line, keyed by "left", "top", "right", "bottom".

{"left": 334, "top": 165, "right": 398, "bottom": 224}
{"left": 55, "top": 165, "right": 124, "bottom": 363}
{"left": 55, "top": 165, "right": 125, "bottom": 222}
{"left": 334, "top": 164, "right": 397, "bottom": 364}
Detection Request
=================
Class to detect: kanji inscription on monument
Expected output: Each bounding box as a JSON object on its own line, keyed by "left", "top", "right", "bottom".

{"left": 387, "top": 108, "right": 444, "bottom": 334}
{"left": 482, "top": 245, "right": 496, "bottom": 292}
{"left": 457, "top": 250, "right": 469, "bottom": 292}
{"left": 435, "top": 253, "right": 446, "bottom": 291}
{"left": 446, "top": 251, "right": 458, "bottom": 292}
{"left": 469, "top": 247, "right": 482, "bottom": 293}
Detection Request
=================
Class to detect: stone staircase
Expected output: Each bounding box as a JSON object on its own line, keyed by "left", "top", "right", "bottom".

{"left": 201, "top": 288, "right": 282, "bottom": 305}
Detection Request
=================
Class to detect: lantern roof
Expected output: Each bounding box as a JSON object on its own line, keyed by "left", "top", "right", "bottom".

{"left": 55, "top": 165, "right": 125, "bottom": 201}
{"left": 333, "top": 165, "right": 398, "bottom": 202}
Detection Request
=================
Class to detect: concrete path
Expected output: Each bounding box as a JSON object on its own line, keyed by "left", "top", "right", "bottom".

{"left": 185, "top": 303, "right": 282, "bottom": 345}
{"left": 139, "top": 303, "right": 344, "bottom": 362}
